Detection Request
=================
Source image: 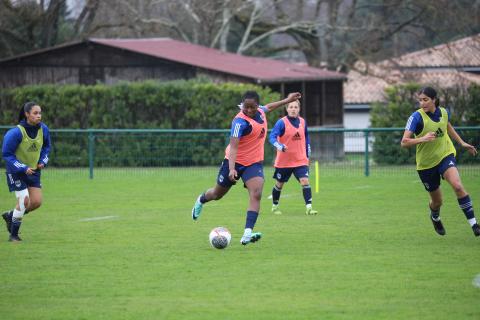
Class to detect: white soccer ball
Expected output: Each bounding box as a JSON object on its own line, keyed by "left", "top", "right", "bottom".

{"left": 209, "top": 227, "right": 232, "bottom": 249}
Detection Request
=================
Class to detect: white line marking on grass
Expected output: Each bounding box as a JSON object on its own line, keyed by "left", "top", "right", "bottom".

{"left": 473, "top": 274, "right": 480, "bottom": 288}
{"left": 267, "top": 194, "right": 293, "bottom": 199}
{"left": 354, "top": 185, "right": 371, "bottom": 189}
{"left": 79, "top": 215, "right": 118, "bottom": 222}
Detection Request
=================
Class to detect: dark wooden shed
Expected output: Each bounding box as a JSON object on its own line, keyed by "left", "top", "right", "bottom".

{"left": 0, "top": 38, "right": 345, "bottom": 128}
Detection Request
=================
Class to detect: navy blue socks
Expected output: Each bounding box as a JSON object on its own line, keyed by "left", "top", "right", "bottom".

{"left": 245, "top": 211, "right": 258, "bottom": 229}
{"left": 302, "top": 185, "right": 312, "bottom": 205}
{"left": 272, "top": 186, "right": 281, "bottom": 205}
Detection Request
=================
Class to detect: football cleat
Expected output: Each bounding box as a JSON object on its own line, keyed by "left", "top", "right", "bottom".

{"left": 2, "top": 211, "right": 12, "bottom": 233}
{"left": 306, "top": 207, "right": 318, "bottom": 215}
{"left": 240, "top": 232, "right": 262, "bottom": 245}
{"left": 8, "top": 234, "right": 22, "bottom": 242}
{"left": 472, "top": 224, "right": 480, "bottom": 237}
{"left": 430, "top": 214, "right": 446, "bottom": 236}
{"left": 271, "top": 204, "right": 282, "bottom": 215}
{"left": 191, "top": 195, "right": 203, "bottom": 221}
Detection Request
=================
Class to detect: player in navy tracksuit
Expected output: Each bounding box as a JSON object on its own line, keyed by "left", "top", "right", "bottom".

{"left": 2, "top": 102, "right": 51, "bottom": 242}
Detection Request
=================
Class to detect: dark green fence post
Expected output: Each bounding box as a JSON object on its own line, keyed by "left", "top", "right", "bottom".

{"left": 88, "top": 131, "right": 95, "bottom": 179}
{"left": 364, "top": 129, "right": 370, "bottom": 177}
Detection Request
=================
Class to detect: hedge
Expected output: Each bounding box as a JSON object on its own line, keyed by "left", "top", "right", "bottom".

{"left": 0, "top": 79, "right": 282, "bottom": 166}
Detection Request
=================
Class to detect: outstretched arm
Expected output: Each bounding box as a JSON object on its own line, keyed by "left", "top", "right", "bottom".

{"left": 447, "top": 123, "right": 478, "bottom": 156}
{"left": 264, "top": 92, "right": 302, "bottom": 113}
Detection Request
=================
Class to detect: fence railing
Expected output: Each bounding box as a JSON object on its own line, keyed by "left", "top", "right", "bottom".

{"left": 0, "top": 126, "right": 478, "bottom": 178}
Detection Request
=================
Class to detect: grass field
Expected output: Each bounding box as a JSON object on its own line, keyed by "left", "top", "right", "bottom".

{"left": 0, "top": 167, "right": 479, "bottom": 319}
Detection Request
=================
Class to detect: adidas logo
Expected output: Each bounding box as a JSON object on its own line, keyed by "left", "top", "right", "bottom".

{"left": 434, "top": 127, "right": 444, "bottom": 138}
{"left": 292, "top": 132, "right": 301, "bottom": 140}
{"left": 27, "top": 143, "right": 38, "bottom": 152}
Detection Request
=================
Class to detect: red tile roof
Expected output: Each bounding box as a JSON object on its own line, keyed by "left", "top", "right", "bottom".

{"left": 90, "top": 38, "right": 345, "bottom": 82}
{"left": 345, "top": 69, "right": 480, "bottom": 104}
{"left": 387, "top": 34, "right": 480, "bottom": 68}
{"left": 344, "top": 34, "right": 480, "bottom": 104}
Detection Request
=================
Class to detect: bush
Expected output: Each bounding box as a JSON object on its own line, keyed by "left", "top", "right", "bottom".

{"left": 0, "top": 79, "right": 282, "bottom": 166}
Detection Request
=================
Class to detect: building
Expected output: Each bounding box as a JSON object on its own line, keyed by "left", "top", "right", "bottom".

{"left": 0, "top": 38, "right": 345, "bottom": 129}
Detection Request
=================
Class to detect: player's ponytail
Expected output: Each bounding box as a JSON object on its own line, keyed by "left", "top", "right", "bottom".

{"left": 419, "top": 87, "right": 439, "bottom": 107}
{"left": 18, "top": 102, "right": 38, "bottom": 123}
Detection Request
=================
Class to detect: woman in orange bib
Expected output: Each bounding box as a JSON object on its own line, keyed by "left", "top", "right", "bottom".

{"left": 269, "top": 99, "right": 317, "bottom": 215}
{"left": 192, "top": 91, "right": 302, "bottom": 245}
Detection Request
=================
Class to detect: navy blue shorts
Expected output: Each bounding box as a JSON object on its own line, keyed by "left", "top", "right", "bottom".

{"left": 6, "top": 170, "right": 42, "bottom": 192}
{"left": 216, "top": 159, "right": 264, "bottom": 188}
{"left": 417, "top": 154, "right": 456, "bottom": 192}
{"left": 273, "top": 166, "right": 309, "bottom": 182}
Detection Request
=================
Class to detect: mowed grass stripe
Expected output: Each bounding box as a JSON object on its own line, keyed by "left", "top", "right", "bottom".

{"left": 0, "top": 168, "right": 478, "bottom": 319}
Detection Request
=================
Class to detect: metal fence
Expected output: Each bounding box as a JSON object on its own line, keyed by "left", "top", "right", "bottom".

{"left": 0, "top": 127, "right": 479, "bottom": 178}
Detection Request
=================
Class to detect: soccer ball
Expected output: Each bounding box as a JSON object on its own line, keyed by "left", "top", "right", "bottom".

{"left": 209, "top": 227, "right": 232, "bottom": 249}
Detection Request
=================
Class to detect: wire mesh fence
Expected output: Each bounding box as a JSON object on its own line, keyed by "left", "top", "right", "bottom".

{"left": 0, "top": 127, "right": 478, "bottom": 179}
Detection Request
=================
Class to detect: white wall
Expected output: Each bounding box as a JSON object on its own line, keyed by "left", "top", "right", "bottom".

{"left": 344, "top": 110, "right": 370, "bottom": 129}
{"left": 344, "top": 109, "right": 372, "bottom": 152}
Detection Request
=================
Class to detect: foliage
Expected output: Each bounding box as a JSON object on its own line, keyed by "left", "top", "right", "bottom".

{"left": 0, "top": 79, "right": 280, "bottom": 167}
{"left": 371, "top": 83, "right": 480, "bottom": 165}
{"left": 2, "top": 0, "right": 480, "bottom": 73}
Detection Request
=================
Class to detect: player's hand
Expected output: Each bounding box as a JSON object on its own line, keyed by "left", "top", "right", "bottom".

{"left": 286, "top": 92, "right": 301, "bottom": 102}
{"left": 25, "top": 167, "right": 35, "bottom": 175}
{"left": 228, "top": 169, "right": 238, "bottom": 182}
{"left": 422, "top": 132, "right": 436, "bottom": 142}
{"left": 462, "top": 142, "right": 478, "bottom": 156}
{"left": 37, "top": 163, "right": 44, "bottom": 170}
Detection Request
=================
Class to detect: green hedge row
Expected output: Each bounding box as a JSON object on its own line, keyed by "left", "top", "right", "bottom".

{"left": 0, "top": 79, "right": 281, "bottom": 129}
{"left": 0, "top": 80, "right": 281, "bottom": 166}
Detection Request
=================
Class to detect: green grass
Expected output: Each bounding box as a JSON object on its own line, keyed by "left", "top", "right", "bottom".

{"left": 0, "top": 167, "right": 479, "bottom": 319}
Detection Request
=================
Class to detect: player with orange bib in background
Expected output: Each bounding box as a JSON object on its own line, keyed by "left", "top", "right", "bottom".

{"left": 191, "top": 91, "right": 301, "bottom": 245}
{"left": 269, "top": 99, "right": 317, "bottom": 215}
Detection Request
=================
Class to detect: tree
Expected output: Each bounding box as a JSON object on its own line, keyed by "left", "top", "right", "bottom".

{"left": 0, "top": 0, "right": 102, "bottom": 58}
{"left": 1, "top": 0, "right": 479, "bottom": 74}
